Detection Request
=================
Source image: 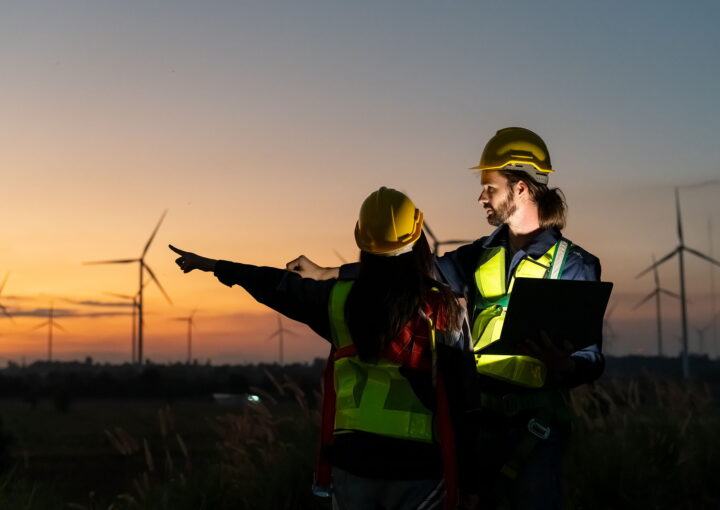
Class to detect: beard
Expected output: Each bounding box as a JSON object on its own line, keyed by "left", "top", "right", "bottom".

{"left": 486, "top": 190, "right": 516, "bottom": 226}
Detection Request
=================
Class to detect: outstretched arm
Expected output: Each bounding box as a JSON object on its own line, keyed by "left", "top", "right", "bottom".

{"left": 170, "top": 245, "right": 335, "bottom": 340}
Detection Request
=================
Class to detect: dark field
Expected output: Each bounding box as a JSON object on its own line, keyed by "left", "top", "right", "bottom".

{"left": 0, "top": 361, "right": 719, "bottom": 509}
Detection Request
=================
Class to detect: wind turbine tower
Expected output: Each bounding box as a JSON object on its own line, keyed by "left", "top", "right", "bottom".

{"left": 104, "top": 288, "right": 144, "bottom": 363}
{"left": 172, "top": 309, "right": 197, "bottom": 364}
{"left": 30, "top": 301, "right": 66, "bottom": 362}
{"left": 267, "top": 314, "right": 297, "bottom": 366}
{"left": 636, "top": 187, "right": 720, "bottom": 378}
{"left": 709, "top": 219, "right": 717, "bottom": 359}
{"left": 634, "top": 254, "right": 679, "bottom": 357}
{"left": 85, "top": 211, "right": 172, "bottom": 365}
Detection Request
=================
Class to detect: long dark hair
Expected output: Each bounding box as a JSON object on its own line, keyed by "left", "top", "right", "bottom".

{"left": 500, "top": 170, "right": 567, "bottom": 230}
{"left": 345, "top": 232, "right": 463, "bottom": 362}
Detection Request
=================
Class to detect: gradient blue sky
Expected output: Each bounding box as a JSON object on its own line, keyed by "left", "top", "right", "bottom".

{"left": 1, "top": 1, "right": 719, "bottom": 362}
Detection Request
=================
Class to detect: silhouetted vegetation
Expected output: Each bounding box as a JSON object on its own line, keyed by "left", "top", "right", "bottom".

{"left": 0, "top": 358, "right": 718, "bottom": 508}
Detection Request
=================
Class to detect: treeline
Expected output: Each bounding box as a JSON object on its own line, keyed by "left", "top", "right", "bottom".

{"left": 0, "top": 359, "right": 326, "bottom": 401}
{"left": 0, "top": 354, "right": 718, "bottom": 402}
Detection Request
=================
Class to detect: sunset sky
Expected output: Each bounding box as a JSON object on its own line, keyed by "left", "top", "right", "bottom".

{"left": 2, "top": 1, "right": 720, "bottom": 364}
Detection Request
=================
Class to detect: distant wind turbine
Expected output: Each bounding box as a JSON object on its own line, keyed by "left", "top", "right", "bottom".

{"left": 634, "top": 254, "right": 680, "bottom": 357}
{"left": 104, "top": 284, "right": 146, "bottom": 363}
{"left": 0, "top": 273, "right": 15, "bottom": 323}
{"left": 266, "top": 314, "right": 298, "bottom": 366}
{"left": 636, "top": 187, "right": 720, "bottom": 379}
{"left": 30, "top": 301, "right": 65, "bottom": 362}
{"left": 85, "top": 211, "right": 172, "bottom": 365}
{"left": 172, "top": 309, "right": 197, "bottom": 364}
{"left": 708, "top": 218, "right": 717, "bottom": 359}
{"left": 423, "top": 221, "right": 473, "bottom": 255}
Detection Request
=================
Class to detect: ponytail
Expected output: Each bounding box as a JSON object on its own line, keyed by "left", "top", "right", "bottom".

{"left": 500, "top": 170, "right": 567, "bottom": 230}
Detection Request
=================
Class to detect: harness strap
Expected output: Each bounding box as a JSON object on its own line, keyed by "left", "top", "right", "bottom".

{"left": 313, "top": 351, "right": 337, "bottom": 496}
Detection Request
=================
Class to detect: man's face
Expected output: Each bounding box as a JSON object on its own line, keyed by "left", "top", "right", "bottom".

{"left": 478, "top": 170, "right": 516, "bottom": 227}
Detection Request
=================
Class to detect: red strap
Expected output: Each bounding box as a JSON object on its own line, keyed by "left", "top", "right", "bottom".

{"left": 332, "top": 344, "right": 357, "bottom": 361}
{"left": 314, "top": 349, "right": 336, "bottom": 488}
{"left": 436, "top": 374, "right": 458, "bottom": 510}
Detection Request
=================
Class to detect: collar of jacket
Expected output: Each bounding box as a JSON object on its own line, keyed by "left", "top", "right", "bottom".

{"left": 480, "top": 224, "right": 562, "bottom": 259}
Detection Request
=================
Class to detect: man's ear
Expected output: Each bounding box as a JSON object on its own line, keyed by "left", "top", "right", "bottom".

{"left": 514, "top": 179, "right": 529, "bottom": 200}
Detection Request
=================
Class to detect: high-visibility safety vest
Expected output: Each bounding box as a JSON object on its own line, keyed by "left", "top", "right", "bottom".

{"left": 315, "top": 280, "right": 459, "bottom": 508}
{"left": 472, "top": 239, "right": 571, "bottom": 388}
{"left": 327, "top": 280, "right": 434, "bottom": 442}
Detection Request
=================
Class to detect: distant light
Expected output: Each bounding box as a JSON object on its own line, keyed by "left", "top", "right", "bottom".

{"left": 247, "top": 394, "right": 261, "bottom": 403}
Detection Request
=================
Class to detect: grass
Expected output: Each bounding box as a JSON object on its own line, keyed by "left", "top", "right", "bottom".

{"left": 0, "top": 374, "right": 718, "bottom": 509}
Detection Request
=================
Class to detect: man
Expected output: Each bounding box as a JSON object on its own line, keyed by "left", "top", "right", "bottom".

{"left": 288, "top": 127, "right": 604, "bottom": 509}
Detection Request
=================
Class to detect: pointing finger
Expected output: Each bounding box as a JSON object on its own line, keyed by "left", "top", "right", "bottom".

{"left": 169, "top": 244, "right": 186, "bottom": 255}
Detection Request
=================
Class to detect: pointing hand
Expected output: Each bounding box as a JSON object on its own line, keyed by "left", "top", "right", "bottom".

{"left": 169, "top": 244, "right": 217, "bottom": 273}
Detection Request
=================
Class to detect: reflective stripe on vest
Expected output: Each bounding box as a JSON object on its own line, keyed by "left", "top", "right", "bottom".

{"left": 327, "top": 280, "right": 434, "bottom": 443}
{"left": 472, "top": 240, "right": 570, "bottom": 388}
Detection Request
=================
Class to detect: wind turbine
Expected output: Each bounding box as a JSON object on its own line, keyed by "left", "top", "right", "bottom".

{"left": 708, "top": 218, "right": 717, "bottom": 359}
{"left": 85, "top": 211, "right": 172, "bottom": 365}
{"left": 634, "top": 254, "right": 680, "bottom": 357}
{"left": 30, "top": 301, "right": 65, "bottom": 362}
{"left": 266, "top": 314, "right": 298, "bottom": 366}
{"left": 171, "top": 309, "right": 197, "bottom": 364}
{"left": 0, "top": 273, "right": 15, "bottom": 323}
{"left": 104, "top": 285, "right": 145, "bottom": 363}
{"left": 423, "top": 221, "right": 474, "bottom": 255}
{"left": 636, "top": 187, "right": 720, "bottom": 379}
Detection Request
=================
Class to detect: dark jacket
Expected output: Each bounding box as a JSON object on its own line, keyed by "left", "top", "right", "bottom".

{"left": 340, "top": 224, "right": 605, "bottom": 389}
{"left": 213, "top": 261, "right": 477, "bottom": 485}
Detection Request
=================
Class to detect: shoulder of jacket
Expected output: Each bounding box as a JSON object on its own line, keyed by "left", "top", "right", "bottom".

{"left": 565, "top": 241, "right": 600, "bottom": 268}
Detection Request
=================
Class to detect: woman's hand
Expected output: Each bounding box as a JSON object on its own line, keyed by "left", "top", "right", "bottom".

{"left": 169, "top": 244, "right": 218, "bottom": 273}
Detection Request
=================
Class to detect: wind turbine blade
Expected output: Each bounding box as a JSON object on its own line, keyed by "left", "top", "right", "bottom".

{"left": 0, "top": 273, "right": 9, "bottom": 295}
{"left": 0, "top": 304, "right": 15, "bottom": 323}
{"left": 84, "top": 258, "right": 139, "bottom": 265}
{"left": 53, "top": 322, "right": 67, "bottom": 332}
{"left": 333, "top": 250, "right": 348, "bottom": 264}
{"left": 635, "top": 248, "right": 679, "bottom": 278}
{"left": 632, "top": 290, "right": 658, "bottom": 310}
{"left": 685, "top": 247, "right": 720, "bottom": 268}
{"left": 190, "top": 308, "right": 198, "bottom": 319}
{"left": 29, "top": 321, "right": 49, "bottom": 332}
{"left": 143, "top": 263, "right": 173, "bottom": 305}
{"left": 423, "top": 222, "right": 439, "bottom": 244}
{"left": 675, "top": 187, "right": 683, "bottom": 244}
{"left": 266, "top": 331, "right": 280, "bottom": 342}
{"left": 142, "top": 210, "right": 168, "bottom": 258}
{"left": 659, "top": 288, "right": 680, "bottom": 299}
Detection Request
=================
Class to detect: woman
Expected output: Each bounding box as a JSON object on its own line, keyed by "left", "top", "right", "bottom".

{"left": 169, "top": 187, "right": 475, "bottom": 510}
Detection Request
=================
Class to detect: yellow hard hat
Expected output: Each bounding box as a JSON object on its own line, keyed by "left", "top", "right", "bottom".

{"left": 470, "top": 127, "right": 553, "bottom": 184}
{"left": 354, "top": 187, "right": 424, "bottom": 256}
